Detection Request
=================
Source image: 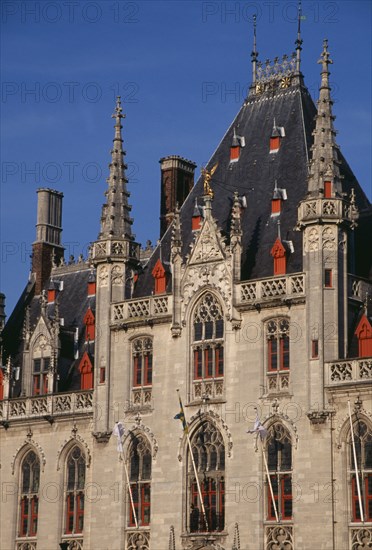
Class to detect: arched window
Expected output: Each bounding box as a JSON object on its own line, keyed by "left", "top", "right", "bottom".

{"left": 65, "top": 446, "right": 85, "bottom": 534}
{"left": 128, "top": 434, "right": 151, "bottom": 527}
{"left": 188, "top": 421, "right": 225, "bottom": 533}
{"left": 132, "top": 338, "right": 153, "bottom": 388}
{"left": 266, "top": 319, "right": 290, "bottom": 372}
{"left": 19, "top": 451, "right": 40, "bottom": 537}
{"left": 349, "top": 420, "right": 372, "bottom": 522}
{"left": 192, "top": 293, "right": 224, "bottom": 380}
{"left": 266, "top": 423, "right": 292, "bottom": 521}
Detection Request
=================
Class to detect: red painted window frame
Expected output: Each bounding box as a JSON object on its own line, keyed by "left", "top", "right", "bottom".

{"left": 268, "top": 338, "right": 278, "bottom": 372}
{"left": 194, "top": 348, "right": 203, "bottom": 380}
{"left": 267, "top": 475, "right": 292, "bottom": 521}
{"left": 144, "top": 354, "right": 152, "bottom": 386}
{"left": 205, "top": 347, "right": 213, "bottom": 378}
{"left": 280, "top": 336, "right": 290, "bottom": 370}
{"left": 352, "top": 474, "right": 372, "bottom": 522}
{"left": 311, "top": 339, "right": 319, "bottom": 358}
{"left": 20, "top": 496, "right": 29, "bottom": 536}
{"left": 30, "top": 496, "right": 38, "bottom": 536}
{"left": 76, "top": 492, "right": 84, "bottom": 533}
{"left": 325, "top": 269, "right": 333, "bottom": 288}
{"left": 129, "top": 483, "right": 151, "bottom": 526}
{"left": 65, "top": 493, "right": 75, "bottom": 534}
{"left": 215, "top": 345, "right": 224, "bottom": 377}
{"left": 133, "top": 355, "right": 142, "bottom": 387}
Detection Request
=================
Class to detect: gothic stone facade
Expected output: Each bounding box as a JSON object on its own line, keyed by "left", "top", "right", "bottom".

{"left": 1, "top": 39, "right": 372, "bottom": 550}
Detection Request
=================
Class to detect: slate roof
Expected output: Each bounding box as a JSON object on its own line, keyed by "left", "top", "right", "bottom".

{"left": 1, "top": 265, "right": 95, "bottom": 395}
{"left": 133, "top": 81, "right": 372, "bottom": 298}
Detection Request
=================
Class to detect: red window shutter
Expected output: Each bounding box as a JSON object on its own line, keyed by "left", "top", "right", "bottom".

{"left": 325, "top": 269, "right": 332, "bottom": 288}
{"left": 230, "top": 146, "right": 240, "bottom": 160}
{"left": 30, "top": 496, "right": 38, "bottom": 536}
{"left": 194, "top": 349, "right": 202, "bottom": 380}
{"left": 215, "top": 346, "right": 224, "bottom": 377}
{"left": 271, "top": 199, "right": 281, "bottom": 214}
{"left": 134, "top": 356, "right": 142, "bottom": 387}
{"left": 280, "top": 337, "right": 290, "bottom": 370}
{"left": 270, "top": 136, "right": 280, "bottom": 152}
{"left": 76, "top": 493, "right": 84, "bottom": 533}
{"left": 268, "top": 475, "right": 279, "bottom": 520}
{"left": 144, "top": 354, "right": 153, "bottom": 386}
{"left": 324, "top": 180, "right": 332, "bottom": 198}
{"left": 352, "top": 476, "right": 361, "bottom": 522}
{"left": 192, "top": 215, "right": 202, "bottom": 230}
{"left": 205, "top": 347, "right": 213, "bottom": 378}
{"left": 268, "top": 339, "right": 278, "bottom": 371}
{"left": 142, "top": 484, "right": 151, "bottom": 525}
{"left": 20, "top": 497, "right": 28, "bottom": 536}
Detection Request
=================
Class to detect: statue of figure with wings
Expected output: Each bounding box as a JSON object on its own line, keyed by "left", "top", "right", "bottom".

{"left": 202, "top": 162, "right": 218, "bottom": 199}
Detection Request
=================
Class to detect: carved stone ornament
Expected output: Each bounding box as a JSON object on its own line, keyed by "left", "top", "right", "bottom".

{"left": 111, "top": 264, "right": 124, "bottom": 285}
{"left": 124, "top": 421, "right": 159, "bottom": 459}
{"left": 56, "top": 434, "right": 91, "bottom": 470}
{"left": 185, "top": 541, "right": 225, "bottom": 550}
{"left": 11, "top": 439, "right": 46, "bottom": 474}
{"left": 92, "top": 431, "right": 112, "bottom": 443}
{"left": 187, "top": 218, "right": 227, "bottom": 266}
{"left": 335, "top": 408, "right": 372, "bottom": 450}
{"left": 98, "top": 265, "right": 109, "bottom": 287}
{"left": 305, "top": 227, "right": 319, "bottom": 252}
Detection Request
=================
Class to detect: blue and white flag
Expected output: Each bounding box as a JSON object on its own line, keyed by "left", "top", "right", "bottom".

{"left": 113, "top": 421, "right": 125, "bottom": 453}
{"left": 247, "top": 411, "right": 268, "bottom": 441}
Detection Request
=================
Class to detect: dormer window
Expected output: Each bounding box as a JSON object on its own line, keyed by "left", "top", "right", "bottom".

{"left": 355, "top": 314, "right": 372, "bottom": 358}
{"left": 83, "top": 308, "right": 95, "bottom": 342}
{"left": 79, "top": 352, "right": 93, "bottom": 390}
{"left": 230, "top": 129, "right": 245, "bottom": 163}
{"left": 271, "top": 182, "right": 287, "bottom": 216}
{"left": 270, "top": 121, "right": 285, "bottom": 153}
{"left": 324, "top": 180, "right": 332, "bottom": 198}
{"left": 192, "top": 199, "right": 203, "bottom": 231}
{"left": 152, "top": 259, "right": 167, "bottom": 295}
{"left": 87, "top": 272, "right": 96, "bottom": 296}
{"left": 47, "top": 280, "right": 63, "bottom": 303}
{"left": 271, "top": 238, "right": 286, "bottom": 276}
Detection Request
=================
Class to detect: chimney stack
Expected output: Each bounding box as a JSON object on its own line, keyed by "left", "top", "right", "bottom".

{"left": 159, "top": 156, "right": 196, "bottom": 238}
{"left": 32, "top": 188, "right": 64, "bottom": 295}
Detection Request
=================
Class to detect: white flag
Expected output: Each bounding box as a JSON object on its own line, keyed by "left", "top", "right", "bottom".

{"left": 113, "top": 421, "right": 125, "bottom": 453}
{"left": 247, "top": 412, "right": 268, "bottom": 441}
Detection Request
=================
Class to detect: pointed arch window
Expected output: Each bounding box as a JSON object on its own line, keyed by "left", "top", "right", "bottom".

{"left": 188, "top": 421, "right": 225, "bottom": 533}
{"left": 266, "top": 423, "right": 293, "bottom": 521}
{"left": 132, "top": 337, "right": 153, "bottom": 388}
{"left": 266, "top": 319, "right": 290, "bottom": 372}
{"left": 192, "top": 293, "right": 224, "bottom": 380}
{"left": 65, "top": 446, "right": 86, "bottom": 535}
{"left": 128, "top": 434, "right": 152, "bottom": 527}
{"left": 19, "top": 451, "right": 40, "bottom": 537}
{"left": 349, "top": 420, "right": 372, "bottom": 522}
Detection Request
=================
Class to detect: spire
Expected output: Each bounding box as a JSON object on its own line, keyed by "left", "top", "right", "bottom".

{"left": 99, "top": 96, "right": 133, "bottom": 240}
{"left": 251, "top": 14, "right": 258, "bottom": 84}
{"left": 307, "top": 40, "right": 342, "bottom": 196}
{"left": 295, "top": 1, "right": 303, "bottom": 74}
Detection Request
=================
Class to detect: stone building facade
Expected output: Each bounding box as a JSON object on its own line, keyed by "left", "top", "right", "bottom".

{"left": 1, "top": 31, "right": 372, "bottom": 550}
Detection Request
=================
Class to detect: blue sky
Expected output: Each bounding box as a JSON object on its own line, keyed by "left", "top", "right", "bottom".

{"left": 1, "top": 0, "right": 371, "bottom": 314}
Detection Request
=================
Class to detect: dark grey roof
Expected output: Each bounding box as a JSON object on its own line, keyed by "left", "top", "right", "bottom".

{"left": 134, "top": 81, "right": 371, "bottom": 298}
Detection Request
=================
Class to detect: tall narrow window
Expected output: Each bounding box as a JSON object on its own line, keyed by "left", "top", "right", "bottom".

{"left": 266, "top": 319, "right": 290, "bottom": 372}
{"left": 19, "top": 451, "right": 40, "bottom": 537}
{"left": 128, "top": 435, "right": 152, "bottom": 527}
{"left": 32, "top": 358, "right": 50, "bottom": 395}
{"left": 192, "top": 293, "right": 224, "bottom": 380}
{"left": 266, "top": 423, "right": 292, "bottom": 521}
{"left": 349, "top": 420, "right": 372, "bottom": 522}
{"left": 188, "top": 421, "right": 225, "bottom": 533}
{"left": 132, "top": 338, "right": 153, "bottom": 388}
{"left": 65, "top": 446, "right": 86, "bottom": 535}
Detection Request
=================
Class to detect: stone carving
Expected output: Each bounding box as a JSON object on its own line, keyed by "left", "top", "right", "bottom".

{"left": 111, "top": 264, "right": 124, "bottom": 285}
{"left": 266, "top": 525, "right": 293, "bottom": 550}
{"left": 98, "top": 266, "right": 109, "bottom": 286}
{"left": 306, "top": 227, "right": 319, "bottom": 252}
{"left": 124, "top": 421, "right": 159, "bottom": 459}
{"left": 59, "top": 540, "right": 84, "bottom": 550}
{"left": 188, "top": 218, "right": 227, "bottom": 266}
{"left": 127, "top": 531, "right": 150, "bottom": 550}
{"left": 351, "top": 528, "right": 372, "bottom": 549}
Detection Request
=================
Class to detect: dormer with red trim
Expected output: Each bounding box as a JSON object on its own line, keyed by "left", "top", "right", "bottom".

{"left": 355, "top": 314, "right": 372, "bottom": 358}
{"left": 47, "top": 280, "right": 62, "bottom": 303}
{"left": 271, "top": 237, "right": 286, "bottom": 275}
{"left": 270, "top": 120, "right": 285, "bottom": 153}
{"left": 79, "top": 351, "right": 94, "bottom": 390}
{"left": 152, "top": 258, "right": 167, "bottom": 295}
{"left": 230, "top": 128, "right": 245, "bottom": 163}
{"left": 87, "top": 271, "right": 96, "bottom": 296}
{"left": 83, "top": 308, "right": 95, "bottom": 342}
{"left": 271, "top": 181, "right": 287, "bottom": 216}
{"left": 192, "top": 199, "right": 203, "bottom": 231}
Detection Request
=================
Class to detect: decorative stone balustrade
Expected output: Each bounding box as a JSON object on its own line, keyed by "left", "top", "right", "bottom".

{"left": 0, "top": 390, "right": 93, "bottom": 422}
{"left": 112, "top": 295, "right": 171, "bottom": 324}
{"left": 239, "top": 274, "right": 305, "bottom": 305}
{"left": 92, "top": 240, "right": 140, "bottom": 262}
{"left": 348, "top": 275, "right": 372, "bottom": 302}
{"left": 193, "top": 379, "right": 224, "bottom": 402}
{"left": 298, "top": 197, "right": 357, "bottom": 225}
{"left": 326, "top": 358, "right": 372, "bottom": 387}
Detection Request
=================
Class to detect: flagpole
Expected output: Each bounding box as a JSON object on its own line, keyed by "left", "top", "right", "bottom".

{"left": 176, "top": 389, "right": 209, "bottom": 532}
{"left": 124, "top": 456, "right": 138, "bottom": 528}
{"left": 348, "top": 400, "right": 364, "bottom": 522}
{"left": 260, "top": 438, "right": 279, "bottom": 523}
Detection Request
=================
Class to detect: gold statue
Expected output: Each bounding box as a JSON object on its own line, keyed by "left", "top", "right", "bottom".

{"left": 202, "top": 162, "right": 218, "bottom": 199}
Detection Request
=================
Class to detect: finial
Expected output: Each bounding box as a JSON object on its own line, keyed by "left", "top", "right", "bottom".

{"left": 251, "top": 14, "right": 258, "bottom": 84}
{"left": 202, "top": 162, "right": 218, "bottom": 199}
{"left": 318, "top": 39, "right": 333, "bottom": 89}
{"left": 295, "top": 1, "right": 303, "bottom": 73}
{"left": 112, "top": 96, "right": 124, "bottom": 121}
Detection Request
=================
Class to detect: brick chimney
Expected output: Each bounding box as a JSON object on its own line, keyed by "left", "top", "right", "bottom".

{"left": 32, "top": 188, "right": 64, "bottom": 295}
{"left": 159, "top": 156, "right": 196, "bottom": 238}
